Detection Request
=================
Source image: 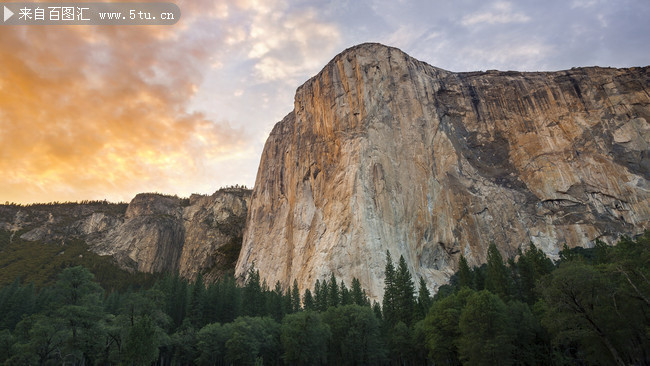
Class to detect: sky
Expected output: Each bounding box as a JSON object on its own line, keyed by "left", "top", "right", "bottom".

{"left": 1, "top": 0, "right": 649, "bottom": 204}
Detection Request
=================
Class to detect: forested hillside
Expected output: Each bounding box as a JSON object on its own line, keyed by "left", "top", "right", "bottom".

{"left": 0, "top": 231, "right": 647, "bottom": 365}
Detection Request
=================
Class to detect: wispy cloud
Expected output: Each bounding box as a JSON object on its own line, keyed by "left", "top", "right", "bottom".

{"left": 2, "top": 0, "right": 648, "bottom": 204}
{"left": 0, "top": 1, "right": 251, "bottom": 204}
{"left": 461, "top": 1, "right": 531, "bottom": 26}
{"left": 246, "top": 8, "right": 342, "bottom": 83}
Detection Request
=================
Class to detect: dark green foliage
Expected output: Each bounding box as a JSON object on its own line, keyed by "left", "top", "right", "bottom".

{"left": 281, "top": 311, "right": 330, "bottom": 365}
{"left": 195, "top": 322, "right": 231, "bottom": 365}
{"left": 209, "top": 275, "right": 241, "bottom": 324}
{"left": 351, "top": 277, "right": 367, "bottom": 306}
{"left": 0, "top": 231, "right": 646, "bottom": 365}
{"left": 420, "top": 231, "right": 650, "bottom": 366}
{"left": 458, "top": 290, "right": 514, "bottom": 366}
{"left": 268, "top": 281, "right": 285, "bottom": 321}
{"left": 9, "top": 314, "right": 66, "bottom": 365}
{"left": 372, "top": 301, "right": 382, "bottom": 321}
{"left": 242, "top": 266, "right": 264, "bottom": 317}
{"left": 188, "top": 273, "right": 206, "bottom": 327}
{"left": 423, "top": 287, "right": 475, "bottom": 365}
{"left": 340, "top": 281, "right": 351, "bottom": 305}
{"left": 54, "top": 266, "right": 107, "bottom": 364}
{"left": 328, "top": 273, "right": 340, "bottom": 308}
{"left": 458, "top": 254, "right": 473, "bottom": 289}
{"left": 323, "top": 305, "right": 386, "bottom": 365}
{"left": 416, "top": 276, "right": 432, "bottom": 320}
{"left": 123, "top": 315, "right": 160, "bottom": 365}
{"left": 383, "top": 253, "right": 416, "bottom": 327}
{"left": 168, "top": 323, "right": 197, "bottom": 365}
{"left": 303, "top": 288, "right": 315, "bottom": 311}
{"left": 389, "top": 321, "right": 415, "bottom": 364}
{"left": 0, "top": 329, "right": 13, "bottom": 363}
{"left": 225, "top": 316, "right": 281, "bottom": 365}
{"left": 382, "top": 250, "right": 397, "bottom": 326}
{"left": 158, "top": 273, "right": 189, "bottom": 329}
{"left": 0, "top": 279, "right": 37, "bottom": 330}
{"left": 291, "top": 279, "right": 301, "bottom": 312}
{"left": 0, "top": 231, "right": 159, "bottom": 291}
{"left": 395, "top": 255, "right": 416, "bottom": 326}
{"left": 538, "top": 240, "right": 650, "bottom": 366}
{"left": 507, "top": 300, "right": 551, "bottom": 365}
{"left": 473, "top": 263, "right": 486, "bottom": 290}
{"left": 485, "top": 243, "right": 511, "bottom": 299}
{"left": 514, "top": 243, "right": 554, "bottom": 304}
{"left": 316, "top": 278, "right": 329, "bottom": 311}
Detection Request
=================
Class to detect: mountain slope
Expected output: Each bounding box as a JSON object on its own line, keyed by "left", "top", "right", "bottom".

{"left": 1, "top": 188, "right": 250, "bottom": 282}
{"left": 236, "top": 43, "right": 649, "bottom": 299}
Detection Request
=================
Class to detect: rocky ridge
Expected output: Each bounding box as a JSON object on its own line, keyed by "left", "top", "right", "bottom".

{"left": 0, "top": 188, "right": 251, "bottom": 281}
{"left": 236, "top": 43, "right": 649, "bottom": 300}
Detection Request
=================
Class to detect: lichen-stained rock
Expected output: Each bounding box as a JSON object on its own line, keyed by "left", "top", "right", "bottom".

{"left": 236, "top": 43, "right": 650, "bottom": 300}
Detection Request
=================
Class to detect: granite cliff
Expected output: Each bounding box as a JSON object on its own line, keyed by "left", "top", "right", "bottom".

{"left": 236, "top": 43, "right": 649, "bottom": 300}
{"left": 1, "top": 188, "right": 250, "bottom": 281}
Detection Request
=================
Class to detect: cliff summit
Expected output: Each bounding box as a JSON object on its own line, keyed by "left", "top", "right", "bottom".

{"left": 236, "top": 43, "right": 649, "bottom": 300}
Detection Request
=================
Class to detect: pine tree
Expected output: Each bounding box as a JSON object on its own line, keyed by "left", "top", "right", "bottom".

{"left": 458, "top": 254, "right": 473, "bottom": 289}
{"left": 395, "top": 255, "right": 416, "bottom": 326}
{"left": 351, "top": 278, "right": 366, "bottom": 306}
{"left": 516, "top": 244, "right": 553, "bottom": 304}
{"left": 158, "top": 273, "right": 189, "bottom": 329}
{"left": 328, "top": 273, "right": 340, "bottom": 308}
{"left": 340, "top": 281, "right": 351, "bottom": 305}
{"left": 282, "top": 284, "right": 293, "bottom": 315}
{"left": 559, "top": 243, "right": 577, "bottom": 262}
{"left": 269, "top": 281, "right": 284, "bottom": 321}
{"left": 291, "top": 279, "right": 301, "bottom": 312}
{"left": 416, "top": 276, "right": 432, "bottom": 320}
{"left": 372, "top": 301, "right": 383, "bottom": 321}
{"left": 313, "top": 280, "right": 322, "bottom": 311}
{"left": 243, "top": 266, "right": 263, "bottom": 316}
{"left": 189, "top": 272, "right": 205, "bottom": 327}
{"left": 303, "top": 288, "right": 315, "bottom": 311}
{"left": 485, "top": 243, "right": 510, "bottom": 300}
{"left": 314, "top": 279, "right": 330, "bottom": 312}
{"left": 318, "top": 278, "right": 330, "bottom": 311}
{"left": 382, "top": 251, "right": 397, "bottom": 326}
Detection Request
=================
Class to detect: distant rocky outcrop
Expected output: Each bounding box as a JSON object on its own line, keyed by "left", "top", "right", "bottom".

{"left": 236, "top": 43, "right": 649, "bottom": 300}
{"left": 0, "top": 188, "right": 251, "bottom": 281}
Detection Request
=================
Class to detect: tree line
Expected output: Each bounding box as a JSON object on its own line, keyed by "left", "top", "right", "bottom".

{"left": 0, "top": 231, "right": 647, "bottom": 365}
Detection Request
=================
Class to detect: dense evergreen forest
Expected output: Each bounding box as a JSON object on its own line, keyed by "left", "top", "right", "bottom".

{"left": 0, "top": 231, "right": 647, "bottom": 365}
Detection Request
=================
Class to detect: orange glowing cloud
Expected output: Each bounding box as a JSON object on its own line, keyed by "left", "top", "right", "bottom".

{"left": 0, "top": 2, "right": 251, "bottom": 204}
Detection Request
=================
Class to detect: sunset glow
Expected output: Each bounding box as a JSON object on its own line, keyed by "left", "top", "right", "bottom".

{"left": 1, "top": 0, "right": 648, "bottom": 204}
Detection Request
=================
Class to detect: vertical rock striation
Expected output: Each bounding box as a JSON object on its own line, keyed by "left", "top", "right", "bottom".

{"left": 236, "top": 43, "right": 649, "bottom": 299}
{"left": 91, "top": 189, "right": 251, "bottom": 280}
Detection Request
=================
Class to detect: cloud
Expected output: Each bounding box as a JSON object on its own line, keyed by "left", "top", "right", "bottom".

{"left": 0, "top": 2, "right": 251, "bottom": 204}
{"left": 461, "top": 1, "right": 531, "bottom": 26}
{"left": 2, "top": 0, "right": 648, "bottom": 205}
{"left": 456, "top": 41, "right": 555, "bottom": 70}
{"left": 570, "top": 0, "right": 602, "bottom": 9}
{"left": 245, "top": 7, "right": 342, "bottom": 83}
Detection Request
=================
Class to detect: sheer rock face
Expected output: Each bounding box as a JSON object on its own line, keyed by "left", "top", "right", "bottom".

{"left": 90, "top": 190, "right": 251, "bottom": 280}
{"left": 1, "top": 189, "right": 250, "bottom": 281}
{"left": 236, "top": 43, "right": 650, "bottom": 299}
